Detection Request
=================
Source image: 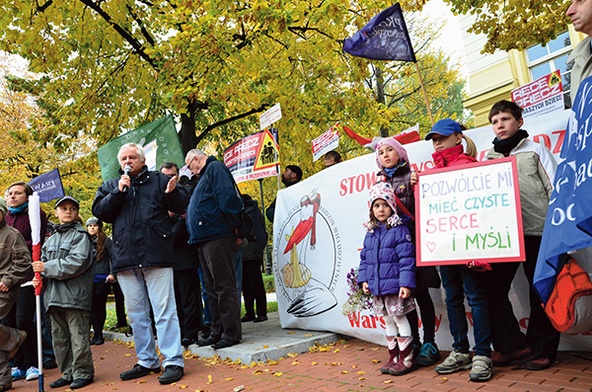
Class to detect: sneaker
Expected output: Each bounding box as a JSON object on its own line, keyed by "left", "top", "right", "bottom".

{"left": 434, "top": 351, "right": 472, "bottom": 374}
{"left": 416, "top": 342, "right": 441, "bottom": 367}
{"left": 25, "top": 367, "right": 39, "bottom": 381}
{"left": 469, "top": 355, "right": 494, "bottom": 382}
{"left": 11, "top": 367, "right": 26, "bottom": 381}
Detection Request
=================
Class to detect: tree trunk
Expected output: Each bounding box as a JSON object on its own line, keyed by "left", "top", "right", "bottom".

{"left": 375, "top": 67, "right": 389, "bottom": 137}
{"left": 179, "top": 99, "right": 200, "bottom": 154}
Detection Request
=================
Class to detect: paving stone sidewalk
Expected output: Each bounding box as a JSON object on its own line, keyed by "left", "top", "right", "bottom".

{"left": 9, "top": 311, "right": 592, "bottom": 392}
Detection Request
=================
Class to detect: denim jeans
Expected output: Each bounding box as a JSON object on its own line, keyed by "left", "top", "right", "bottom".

{"left": 117, "top": 267, "right": 184, "bottom": 369}
{"left": 440, "top": 265, "right": 492, "bottom": 357}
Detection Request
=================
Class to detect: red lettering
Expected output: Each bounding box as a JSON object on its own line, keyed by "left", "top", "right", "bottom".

{"left": 477, "top": 149, "right": 490, "bottom": 162}
{"left": 339, "top": 172, "right": 378, "bottom": 196}
{"left": 533, "top": 133, "right": 552, "bottom": 151}
{"left": 426, "top": 218, "right": 437, "bottom": 234}
{"left": 355, "top": 174, "right": 365, "bottom": 193}
{"left": 434, "top": 314, "right": 442, "bottom": 332}
{"left": 431, "top": 214, "right": 478, "bottom": 233}
{"left": 419, "top": 314, "right": 443, "bottom": 332}
{"left": 378, "top": 315, "right": 386, "bottom": 330}
{"left": 552, "top": 129, "right": 566, "bottom": 155}
{"left": 347, "top": 312, "right": 387, "bottom": 330}
{"left": 339, "top": 178, "right": 349, "bottom": 196}
{"left": 347, "top": 312, "right": 361, "bottom": 327}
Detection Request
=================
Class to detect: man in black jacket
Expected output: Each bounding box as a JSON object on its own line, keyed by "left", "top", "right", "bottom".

{"left": 92, "top": 143, "right": 188, "bottom": 385}
{"left": 160, "top": 162, "right": 201, "bottom": 348}
{"left": 265, "top": 165, "right": 303, "bottom": 222}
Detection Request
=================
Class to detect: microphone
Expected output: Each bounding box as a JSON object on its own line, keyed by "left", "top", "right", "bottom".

{"left": 123, "top": 165, "right": 131, "bottom": 192}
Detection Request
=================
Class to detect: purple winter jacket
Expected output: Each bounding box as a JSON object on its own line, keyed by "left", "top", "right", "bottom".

{"left": 358, "top": 222, "right": 416, "bottom": 296}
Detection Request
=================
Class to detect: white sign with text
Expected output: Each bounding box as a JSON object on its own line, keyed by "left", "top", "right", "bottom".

{"left": 416, "top": 158, "right": 525, "bottom": 265}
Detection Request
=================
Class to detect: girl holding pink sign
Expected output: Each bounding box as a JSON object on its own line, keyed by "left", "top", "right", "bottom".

{"left": 425, "top": 118, "right": 494, "bottom": 383}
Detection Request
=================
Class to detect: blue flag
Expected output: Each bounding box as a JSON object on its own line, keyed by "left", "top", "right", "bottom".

{"left": 28, "top": 168, "right": 65, "bottom": 203}
{"left": 534, "top": 76, "right": 592, "bottom": 304}
{"left": 343, "top": 3, "right": 416, "bottom": 62}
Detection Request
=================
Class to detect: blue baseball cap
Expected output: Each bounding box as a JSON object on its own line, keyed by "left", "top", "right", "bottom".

{"left": 425, "top": 118, "right": 462, "bottom": 140}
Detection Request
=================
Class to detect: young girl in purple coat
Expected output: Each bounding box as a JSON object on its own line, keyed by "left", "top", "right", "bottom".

{"left": 373, "top": 136, "right": 441, "bottom": 366}
{"left": 357, "top": 182, "right": 417, "bottom": 376}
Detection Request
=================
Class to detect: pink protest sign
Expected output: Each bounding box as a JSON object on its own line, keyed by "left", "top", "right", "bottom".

{"left": 415, "top": 157, "right": 525, "bottom": 266}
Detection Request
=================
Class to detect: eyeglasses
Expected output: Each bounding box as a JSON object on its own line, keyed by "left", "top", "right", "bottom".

{"left": 187, "top": 156, "right": 199, "bottom": 171}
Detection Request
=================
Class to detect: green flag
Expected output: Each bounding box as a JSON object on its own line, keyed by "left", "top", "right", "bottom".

{"left": 98, "top": 116, "right": 185, "bottom": 181}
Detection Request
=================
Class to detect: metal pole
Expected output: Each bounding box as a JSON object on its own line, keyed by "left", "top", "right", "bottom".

{"left": 258, "top": 179, "right": 272, "bottom": 275}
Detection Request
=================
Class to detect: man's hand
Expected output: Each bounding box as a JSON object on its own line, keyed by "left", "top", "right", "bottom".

{"left": 0, "top": 282, "right": 9, "bottom": 292}
{"left": 118, "top": 174, "right": 131, "bottom": 192}
{"left": 165, "top": 176, "right": 177, "bottom": 194}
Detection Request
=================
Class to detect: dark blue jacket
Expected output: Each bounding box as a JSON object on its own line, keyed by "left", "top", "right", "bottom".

{"left": 91, "top": 166, "right": 188, "bottom": 273}
{"left": 358, "top": 223, "right": 416, "bottom": 296}
{"left": 186, "top": 156, "right": 243, "bottom": 244}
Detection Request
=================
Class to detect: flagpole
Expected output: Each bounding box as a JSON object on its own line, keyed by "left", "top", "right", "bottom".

{"left": 28, "top": 193, "right": 44, "bottom": 392}
{"left": 414, "top": 62, "right": 434, "bottom": 127}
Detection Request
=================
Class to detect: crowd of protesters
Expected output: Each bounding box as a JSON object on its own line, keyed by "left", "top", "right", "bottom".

{"left": 2, "top": 2, "right": 592, "bottom": 389}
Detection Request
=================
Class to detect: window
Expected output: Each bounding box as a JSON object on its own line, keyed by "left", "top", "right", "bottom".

{"left": 525, "top": 31, "right": 572, "bottom": 107}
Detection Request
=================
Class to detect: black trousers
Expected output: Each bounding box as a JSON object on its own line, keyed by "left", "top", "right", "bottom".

{"left": 111, "top": 282, "right": 127, "bottom": 327}
{"left": 408, "top": 287, "right": 437, "bottom": 344}
{"left": 90, "top": 281, "right": 109, "bottom": 338}
{"left": 173, "top": 268, "right": 202, "bottom": 341}
{"left": 197, "top": 237, "right": 241, "bottom": 342}
{"left": 485, "top": 235, "right": 560, "bottom": 359}
{"left": 242, "top": 259, "right": 267, "bottom": 318}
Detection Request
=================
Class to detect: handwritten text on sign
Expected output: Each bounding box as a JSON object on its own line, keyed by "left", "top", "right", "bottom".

{"left": 415, "top": 157, "right": 525, "bottom": 266}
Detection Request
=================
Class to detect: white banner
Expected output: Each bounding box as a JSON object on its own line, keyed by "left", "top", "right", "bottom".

{"left": 272, "top": 110, "right": 592, "bottom": 350}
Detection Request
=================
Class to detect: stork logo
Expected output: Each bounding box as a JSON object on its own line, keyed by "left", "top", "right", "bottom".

{"left": 273, "top": 189, "right": 342, "bottom": 318}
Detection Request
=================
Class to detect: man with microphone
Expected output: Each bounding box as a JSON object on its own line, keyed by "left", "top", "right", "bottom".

{"left": 92, "top": 143, "right": 189, "bottom": 385}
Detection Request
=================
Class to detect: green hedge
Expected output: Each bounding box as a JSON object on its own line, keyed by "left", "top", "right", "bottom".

{"left": 263, "top": 274, "right": 275, "bottom": 293}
